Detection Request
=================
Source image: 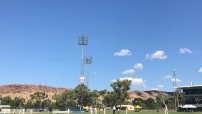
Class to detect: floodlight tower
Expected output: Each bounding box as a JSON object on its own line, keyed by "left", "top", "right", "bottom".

{"left": 84, "top": 56, "right": 92, "bottom": 87}
{"left": 78, "top": 34, "right": 88, "bottom": 84}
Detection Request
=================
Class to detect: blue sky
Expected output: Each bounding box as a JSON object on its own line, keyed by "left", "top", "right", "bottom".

{"left": 0, "top": 0, "right": 202, "bottom": 92}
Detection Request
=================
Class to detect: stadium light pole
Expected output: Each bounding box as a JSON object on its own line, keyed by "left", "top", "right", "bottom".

{"left": 84, "top": 56, "right": 92, "bottom": 87}
{"left": 78, "top": 34, "right": 88, "bottom": 84}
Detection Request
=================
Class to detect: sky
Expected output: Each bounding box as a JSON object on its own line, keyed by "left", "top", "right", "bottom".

{"left": 0, "top": 0, "right": 202, "bottom": 92}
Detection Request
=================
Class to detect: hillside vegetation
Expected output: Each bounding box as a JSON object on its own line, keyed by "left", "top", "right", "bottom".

{"left": 0, "top": 84, "right": 173, "bottom": 102}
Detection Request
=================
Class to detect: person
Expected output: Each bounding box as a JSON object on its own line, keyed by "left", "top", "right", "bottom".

{"left": 165, "top": 105, "right": 168, "bottom": 114}
{"left": 22, "top": 109, "right": 25, "bottom": 114}
{"left": 103, "top": 107, "right": 106, "bottom": 114}
{"left": 113, "top": 106, "right": 116, "bottom": 114}
{"left": 117, "top": 108, "right": 119, "bottom": 113}
{"left": 94, "top": 107, "right": 97, "bottom": 114}
{"left": 90, "top": 106, "right": 93, "bottom": 114}
{"left": 67, "top": 108, "right": 70, "bottom": 114}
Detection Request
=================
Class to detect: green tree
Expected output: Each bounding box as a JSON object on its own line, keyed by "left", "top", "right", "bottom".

{"left": 156, "top": 95, "right": 164, "bottom": 109}
{"left": 144, "top": 98, "right": 155, "bottom": 109}
{"left": 30, "top": 92, "right": 48, "bottom": 109}
{"left": 42, "top": 99, "right": 52, "bottom": 109}
{"left": 55, "top": 90, "right": 76, "bottom": 110}
{"left": 13, "top": 97, "right": 25, "bottom": 108}
{"left": 0, "top": 96, "right": 12, "bottom": 105}
{"left": 90, "top": 90, "right": 101, "bottom": 107}
{"left": 178, "top": 91, "right": 185, "bottom": 105}
{"left": 166, "top": 96, "right": 175, "bottom": 109}
{"left": 132, "top": 98, "right": 144, "bottom": 106}
{"left": 102, "top": 91, "right": 117, "bottom": 107}
{"left": 25, "top": 100, "right": 34, "bottom": 109}
{"left": 110, "top": 79, "right": 132, "bottom": 106}
{"left": 99, "top": 89, "right": 107, "bottom": 96}
{"left": 157, "top": 92, "right": 172, "bottom": 110}
{"left": 74, "top": 84, "right": 91, "bottom": 107}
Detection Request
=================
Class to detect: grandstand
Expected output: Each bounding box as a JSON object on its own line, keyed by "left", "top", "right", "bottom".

{"left": 176, "top": 85, "right": 202, "bottom": 111}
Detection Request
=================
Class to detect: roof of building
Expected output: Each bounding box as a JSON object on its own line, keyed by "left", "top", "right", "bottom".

{"left": 176, "top": 85, "right": 202, "bottom": 89}
{"left": 0, "top": 105, "right": 11, "bottom": 108}
{"left": 117, "top": 105, "right": 134, "bottom": 107}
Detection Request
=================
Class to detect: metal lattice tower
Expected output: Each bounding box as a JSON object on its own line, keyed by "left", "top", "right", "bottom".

{"left": 84, "top": 56, "right": 92, "bottom": 87}
{"left": 78, "top": 34, "right": 88, "bottom": 84}
{"left": 173, "top": 70, "right": 179, "bottom": 111}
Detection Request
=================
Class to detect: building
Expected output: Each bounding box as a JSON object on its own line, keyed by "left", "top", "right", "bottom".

{"left": 176, "top": 85, "right": 202, "bottom": 111}
{"left": 116, "top": 105, "right": 134, "bottom": 111}
{"left": 0, "top": 105, "right": 11, "bottom": 113}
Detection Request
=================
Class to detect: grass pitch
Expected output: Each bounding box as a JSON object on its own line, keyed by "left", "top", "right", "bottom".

{"left": 22, "top": 110, "right": 201, "bottom": 114}
{"left": 102, "top": 110, "right": 201, "bottom": 114}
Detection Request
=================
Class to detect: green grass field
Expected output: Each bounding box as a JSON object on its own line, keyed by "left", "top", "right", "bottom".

{"left": 100, "top": 110, "right": 201, "bottom": 114}
{"left": 17, "top": 110, "right": 201, "bottom": 114}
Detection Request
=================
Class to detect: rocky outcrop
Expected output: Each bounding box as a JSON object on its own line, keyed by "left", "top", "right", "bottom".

{"left": 0, "top": 84, "right": 69, "bottom": 101}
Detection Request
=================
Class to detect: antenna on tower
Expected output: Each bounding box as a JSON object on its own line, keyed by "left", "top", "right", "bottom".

{"left": 78, "top": 34, "right": 88, "bottom": 84}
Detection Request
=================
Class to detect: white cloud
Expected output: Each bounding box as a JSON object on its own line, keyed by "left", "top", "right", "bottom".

{"left": 171, "top": 78, "right": 181, "bottom": 83}
{"left": 112, "top": 77, "right": 146, "bottom": 87}
{"left": 146, "top": 50, "right": 168, "bottom": 60}
{"left": 114, "top": 49, "right": 132, "bottom": 56}
{"left": 165, "top": 75, "right": 181, "bottom": 83}
{"left": 131, "top": 78, "right": 145, "bottom": 86}
{"left": 165, "top": 75, "right": 172, "bottom": 79}
{"left": 158, "top": 85, "right": 164, "bottom": 88}
{"left": 151, "top": 85, "right": 164, "bottom": 91}
{"left": 151, "top": 88, "right": 159, "bottom": 91}
{"left": 122, "top": 69, "right": 135, "bottom": 75}
{"left": 142, "top": 85, "right": 147, "bottom": 89}
{"left": 199, "top": 67, "right": 202, "bottom": 73}
{"left": 134, "top": 63, "right": 144, "bottom": 70}
{"left": 179, "top": 48, "right": 192, "bottom": 54}
{"left": 111, "top": 79, "right": 117, "bottom": 83}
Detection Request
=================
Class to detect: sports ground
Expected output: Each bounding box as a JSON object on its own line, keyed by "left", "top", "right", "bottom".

{"left": 14, "top": 111, "right": 201, "bottom": 114}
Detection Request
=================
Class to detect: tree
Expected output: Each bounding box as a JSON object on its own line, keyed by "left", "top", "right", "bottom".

{"left": 90, "top": 90, "right": 99, "bottom": 106}
{"left": 0, "top": 96, "right": 12, "bottom": 105}
{"left": 99, "top": 89, "right": 107, "bottom": 96}
{"left": 74, "top": 84, "right": 91, "bottom": 107}
{"left": 144, "top": 98, "right": 155, "bottom": 109}
{"left": 178, "top": 91, "right": 185, "bottom": 105}
{"left": 25, "top": 100, "right": 33, "bottom": 109}
{"left": 102, "top": 91, "right": 117, "bottom": 107}
{"left": 13, "top": 97, "right": 25, "bottom": 108}
{"left": 55, "top": 90, "right": 76, "bottom": 110}
{"left": 110, "top": 79, "right": 132, "bottom": 106}
{"left": 156, "top": 95, "right": 164, "bottom": 109}
{"left": 132, "top": 98, "right": 144, "bottom": 106}
{"left": 30, "top": 92, "right": 48, "bottom": 109}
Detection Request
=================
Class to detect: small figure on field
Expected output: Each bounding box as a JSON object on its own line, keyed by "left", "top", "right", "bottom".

{"left": 113, "top": 106, "right": 116, "bottom": 114}
{"left": 164, "top": 105, "right": 168, "bottom": 114}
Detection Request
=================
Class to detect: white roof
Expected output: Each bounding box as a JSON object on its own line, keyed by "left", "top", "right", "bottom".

{"left": 0, "top": 105, "right": 11, "bottom": 108}
{"left": 117, "top": 105, "right": 133, "bottom": 107}
{"left": 181, "top": 104, "right": 196, "bottom": 108}
{"left": 176, "top": 85, "right": 202, "bottom": 89}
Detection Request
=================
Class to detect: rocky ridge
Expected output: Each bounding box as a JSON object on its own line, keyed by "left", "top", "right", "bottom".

{"left": 0, "top": 84, "right": 173, "bottom": 102}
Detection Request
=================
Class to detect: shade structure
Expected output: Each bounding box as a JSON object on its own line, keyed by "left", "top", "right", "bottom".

{"left": 134, "top": 105, "right": 142, "bottom": 109}
{"left": 181, "top": 104, "right": 196, "bottom": 108}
